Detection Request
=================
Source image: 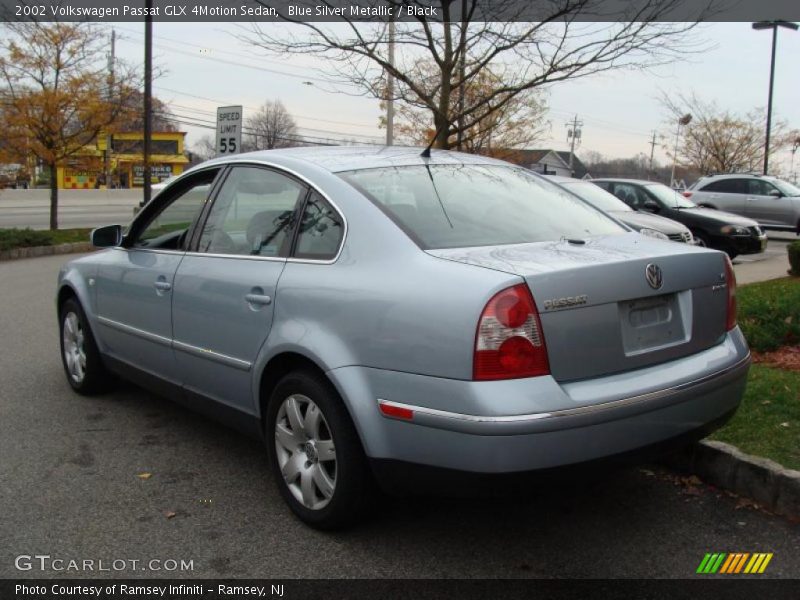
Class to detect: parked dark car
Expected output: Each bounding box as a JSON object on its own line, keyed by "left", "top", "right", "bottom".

{"left": 591, "top": 178, "right": 767, "bottom": 259}
{"left": 549, "top": 176, "right": 694, "bottom": 244}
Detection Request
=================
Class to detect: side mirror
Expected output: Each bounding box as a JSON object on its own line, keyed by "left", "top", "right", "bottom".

{"left": 642, "top": 200, "right": 660, "bottom": 213}
{"left": 768, "top": 189, "right": 783, "bottom": 198}
{"left": 91, "top": 224, "right": 123, "bottom": 248}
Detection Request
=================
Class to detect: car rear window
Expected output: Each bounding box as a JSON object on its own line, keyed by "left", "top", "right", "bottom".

{"left": 339, "top": 165, "right": 624, "bottom": 249}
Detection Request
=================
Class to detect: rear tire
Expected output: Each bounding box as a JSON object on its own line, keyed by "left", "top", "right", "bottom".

{"left": 265, "top": 370, "right": 373, "bottom": 530}
{"left": 59, "top": 297, "right": 114, "bottom": 394}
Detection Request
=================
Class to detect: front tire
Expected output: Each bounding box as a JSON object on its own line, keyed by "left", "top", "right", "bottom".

{"left": 265, "top": 370, "right": 372, "bottom": 530}
{"left": 59, "top": 297, "right": 113, "bottom": 394}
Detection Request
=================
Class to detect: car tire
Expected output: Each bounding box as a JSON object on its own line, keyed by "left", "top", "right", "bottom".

{"left": 692, "top": 231, "right": 709, "bottom": 248}
{"left": 59, "top": 297, "right": 114, "bottom": 394}
{"left": 265, "top": 370, "right": 373, "bottom": 530}
{"left": 725, "top": 247, "right": 739, "bottom": 261}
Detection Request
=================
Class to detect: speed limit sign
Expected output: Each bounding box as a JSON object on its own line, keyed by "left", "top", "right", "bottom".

{"left": 216, "top": 106, "right": 243, "bottom": 156}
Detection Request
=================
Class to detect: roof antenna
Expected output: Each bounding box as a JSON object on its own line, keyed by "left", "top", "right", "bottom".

{"left": 420, "top": 122, "right": 447, "bottom": 158}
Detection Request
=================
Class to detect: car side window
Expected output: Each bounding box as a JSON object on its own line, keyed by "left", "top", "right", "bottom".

{"left": 293, "top": 191, "right": 344, "bottom": 261}
{"left": 197, "top": 166, "right": 306, "bottom": 257}
{"left": 611, "top": 183, "right": 645, "bottom": 209}
{"left": 748, "top": 179, "right": 778, "bottom": 196}
{"left": 704, "top": 179, "right": 746, "bottom": 194}
{"left": 132, "top": 171, "right": 219, "bottom": 249}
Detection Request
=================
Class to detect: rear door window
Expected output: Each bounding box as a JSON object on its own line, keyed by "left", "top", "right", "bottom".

{"left": 197, "top": 167, "right": 306, "bottom": 257}
{"left": 293, "top": 191, "right": 344, "bottom": 260}
{"left": 702, "top": 179, "right": 747, "bottom": 194}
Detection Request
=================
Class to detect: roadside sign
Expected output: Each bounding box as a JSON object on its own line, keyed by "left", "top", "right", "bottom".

{"left": 216, "top": 106, "right": 243, "bottom": 156}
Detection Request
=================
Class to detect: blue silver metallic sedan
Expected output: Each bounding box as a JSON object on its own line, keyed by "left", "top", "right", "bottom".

{"left": 57, "top": 147, "right": 750, "bottom": 529}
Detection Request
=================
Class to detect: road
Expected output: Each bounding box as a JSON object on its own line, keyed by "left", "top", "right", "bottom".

{"left": 0, "top": 254, "right": 798, "bottom": 580}
{"left": 0, "top": 189, "right": 141, "bottom": 230}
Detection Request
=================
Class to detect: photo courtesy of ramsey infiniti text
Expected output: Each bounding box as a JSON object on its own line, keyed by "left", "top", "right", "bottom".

{"left": 56, "top": 147, "right": 750, "bottom": 529}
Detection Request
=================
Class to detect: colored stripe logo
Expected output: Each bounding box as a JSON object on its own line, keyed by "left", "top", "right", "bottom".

{"left": 696, "top": 553, "right": 773, "bottom": 574}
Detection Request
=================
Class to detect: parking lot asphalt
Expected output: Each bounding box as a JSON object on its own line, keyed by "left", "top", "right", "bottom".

{"left": 732, "top": 232, "right": 795, "bottom": 285}
{"left": 1, "top": 254, "right": 798, "bottom": 579}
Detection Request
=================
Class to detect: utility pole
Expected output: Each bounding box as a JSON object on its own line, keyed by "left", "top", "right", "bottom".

{"left": 648, "top": 130, "right": 657, "bottom": 177}
{"left": 104, "top": 28, "right": 115, "bottom": 190}
{"left": 751, "top": 21, "right": 798, "bottom": 175}
{"left": 565, "top": 115, "right": 583, "bottom": 177}
{"left": 456, "top": 0, "right": 467, "bottom": 152}
{"left": 385, "top": 19, "right": 395, "bottom": 146}
{"left": 142, "top": 3, "right": 153, "bottom": 206}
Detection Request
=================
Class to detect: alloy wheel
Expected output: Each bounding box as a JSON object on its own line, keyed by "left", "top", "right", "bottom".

{"left": 62, "top": 311, "right": 86, "bottom": 384}
{"left": 274, "top": 394, "right": 337, "bottom": 510}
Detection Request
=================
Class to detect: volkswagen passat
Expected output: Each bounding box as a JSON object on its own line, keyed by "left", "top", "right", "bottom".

{"left": 57, "top": 147, "right": 750, "bottom": 529}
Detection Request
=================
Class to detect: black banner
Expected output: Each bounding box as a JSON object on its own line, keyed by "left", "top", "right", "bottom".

{"left": 3, "top": 579, "right": 800, "bottom": 600}
{"left": 1, "top": 0, "right": 799, "bottom": 23}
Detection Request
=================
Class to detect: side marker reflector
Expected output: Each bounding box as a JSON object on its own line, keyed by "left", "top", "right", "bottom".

{"left": 378, "top": 402, "right": 414, "bottom": 420}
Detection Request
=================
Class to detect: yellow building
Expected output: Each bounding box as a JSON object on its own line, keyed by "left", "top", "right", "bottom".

{"left": 57, "top": 131, "right": 189, "bottom": 189}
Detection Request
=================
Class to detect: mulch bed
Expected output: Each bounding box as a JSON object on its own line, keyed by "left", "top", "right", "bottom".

{"left": 752, "top": 345, "right": 800, "bottom": 371}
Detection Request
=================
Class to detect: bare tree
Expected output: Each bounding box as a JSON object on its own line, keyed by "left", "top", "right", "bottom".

{"left": 244, "top": 100, "right": 298, "bottom": 150}
{"left": 661, "top": 91, "right": 796, "bottom": 175}
{"left": 0, "top": 22, "right": 140, "bottom": 228}
{"left": 113, "top": 88, "right": 178, "bottom": 133}
{"left": 240, "top": 0, "right": 715, "bottom": 149}
{"left": 381, "top": 62, "right": 549, "bottom": 156}
{"left": 191, "top": 135, "right": 217, "bottom": 162}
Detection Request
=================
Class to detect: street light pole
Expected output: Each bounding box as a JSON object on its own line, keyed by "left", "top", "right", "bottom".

{"left": 752, "top": 20, "right": 798, "bottom": 176}
{"left": 670, "top": 114, "right": 692, "bottom": 188}
{"left": 142, "top": 2, "right": 153, "bottom": 207}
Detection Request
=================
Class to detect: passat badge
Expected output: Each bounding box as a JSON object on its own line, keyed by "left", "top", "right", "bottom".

{"left": 645, "top": 263, "right": 663, "bottom": 290}
{"left": 543, "top": 295, "right": 588, "bottom": 310}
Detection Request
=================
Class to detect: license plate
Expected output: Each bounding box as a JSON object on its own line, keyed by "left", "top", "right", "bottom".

{"left": 619, "top": 293, "right": 688, "bottom": 355}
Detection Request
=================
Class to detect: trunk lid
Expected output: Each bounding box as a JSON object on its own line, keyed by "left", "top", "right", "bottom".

{"left": 428, "top": 232, "right": 730, "bottom": 382}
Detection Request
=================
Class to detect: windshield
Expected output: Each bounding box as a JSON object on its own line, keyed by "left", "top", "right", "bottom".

{"left": 645, "top": 183, "right": 697, "bottom": 209}
{"left": 772, "top": 179, "right": 800, "bottom": 197}
{"left": 339, "top": 165, "right": 624, "bottom": 250}
{"left": 561, "top": 181, "right": 633, "bottom": 213}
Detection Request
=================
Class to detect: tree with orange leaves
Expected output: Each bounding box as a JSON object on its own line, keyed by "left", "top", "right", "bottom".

{"left": 0, "top": 22, "right": 140, "bottom": 229}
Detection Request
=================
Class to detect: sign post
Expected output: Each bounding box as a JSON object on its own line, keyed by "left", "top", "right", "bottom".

{"left": 216, "top": 106, "right": 243, "bottom": 156}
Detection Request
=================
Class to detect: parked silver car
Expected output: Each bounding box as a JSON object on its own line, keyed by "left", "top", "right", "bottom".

{"left": 686, "top": 174, "right": 800, "bottom": 234}
{"left": 57, "top": 147, "right": 750, "bottom": 529}
{"left": 548, "top": 176, "right": 694, "bottom": 244}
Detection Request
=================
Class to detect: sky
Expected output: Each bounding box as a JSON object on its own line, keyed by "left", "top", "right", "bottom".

{"left": 111, "top": 21, "right": 800, "bottom": 170}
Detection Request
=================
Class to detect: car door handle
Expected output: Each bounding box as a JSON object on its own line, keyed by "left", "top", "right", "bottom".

{"left": 245, "top": 293, "right": 272, "bottom": 306}
{"left": 153, "top": 280, "right": 172, "bottom": 291}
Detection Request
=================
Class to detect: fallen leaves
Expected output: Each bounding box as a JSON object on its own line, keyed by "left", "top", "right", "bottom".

{"left": 752, "top": 345, "right": 800, "bottom": 371}
{"left": 136, "top": 472, "right": 152, "bottom": 480}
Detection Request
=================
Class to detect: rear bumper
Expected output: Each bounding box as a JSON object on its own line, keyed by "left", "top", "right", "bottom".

{"left": 327, "top": 328, "right": 750, "bottom": 475}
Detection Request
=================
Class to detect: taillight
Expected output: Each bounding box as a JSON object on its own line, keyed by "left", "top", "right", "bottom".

{"left": 683, "top": 191, "right": 693, "bottom": 198}
{"left": 724, "top": 256, "right": 737, "bottom": 331}
{"left": 473, "top": 284, "right": 550, "bottom": 380}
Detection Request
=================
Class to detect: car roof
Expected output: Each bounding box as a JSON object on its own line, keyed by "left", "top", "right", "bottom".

{"left": 193, "top": 146, "right": 511, "bottom": 174}
{"left": 545, "top": 175, "right": 582, "bottom": 183}
{"left": 697, "top": 173, "right": 772, "bottom": 180}
{"left": 590, "top": 178, "right": 660, "bottom": 185}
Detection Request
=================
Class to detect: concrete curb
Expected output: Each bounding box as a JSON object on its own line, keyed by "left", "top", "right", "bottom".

{"left": 0, "top": 242, "right": 94, "bottom": 261}
{"left": 665, "top": 440, "right": 800, "bottom": 518}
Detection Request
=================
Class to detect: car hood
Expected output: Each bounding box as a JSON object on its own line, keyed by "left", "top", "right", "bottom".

{"left": 612, "top": 211, "right": 688, "bottom": 234}
{"left": 676, "top": 207, "right": 758, "bottom": 227}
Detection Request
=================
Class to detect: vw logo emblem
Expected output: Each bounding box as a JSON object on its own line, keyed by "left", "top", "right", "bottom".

{"left": 645, "top": 263, "right": 663, "bottom": 290}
